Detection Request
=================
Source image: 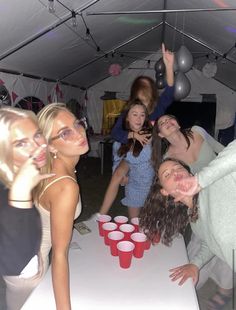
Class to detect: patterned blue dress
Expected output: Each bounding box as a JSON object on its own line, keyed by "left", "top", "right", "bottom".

{"left": 113, "top": 141, "right": 155, "bottom": 208}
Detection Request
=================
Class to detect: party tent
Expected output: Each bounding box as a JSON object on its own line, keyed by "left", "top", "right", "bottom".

{"left": 0, "top": 0, "right": 236, "bottom": 134}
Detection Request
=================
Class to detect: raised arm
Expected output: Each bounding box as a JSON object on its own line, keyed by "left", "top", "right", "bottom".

{"left": 198, "top": 139, "right": 236, "bottom": 188}
{"left": 175, "top": 139, "right": 236, "bottom": 197}
{"left": 111, "top": 112, "right": 129, "bottom": 144}
{"left": 150, "top": 43, "right": 175, "bottom": 120}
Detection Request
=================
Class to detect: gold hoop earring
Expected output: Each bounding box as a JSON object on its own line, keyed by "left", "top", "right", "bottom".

{"left": 53, "top": 152, "right": 57, "bottom": 159}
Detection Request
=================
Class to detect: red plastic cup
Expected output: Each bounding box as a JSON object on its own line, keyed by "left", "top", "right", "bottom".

{"left": 145, "top": 239, "right": 151, "bottom": 250}
{"left": 108, "top": 231, "right": 124, "bottom": 256}
{"left": 117, "top": 241, "right": 135, "bottom": 269}
{"left": 114, "top": 216, "right": 128, "bottom": 228}
{"left": 153, "top": 232, "right": 161, "bottom": 244}
{"left": 119, "top": 224, "right": 135, "bottom": 241}
{"left": 97, "top": 215, "right": 112, "bottom": 236}
{"left": 130, "top": 217, "right": 140, "bottom": 232}
{"left": 131, "top": 232, "right": 147, "bottom": 258}
{"left": 102, "top": 222, "right": 118, "bottom": 245}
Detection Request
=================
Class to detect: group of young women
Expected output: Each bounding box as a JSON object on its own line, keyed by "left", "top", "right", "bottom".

{"left": 98, "top": 44, "right": 234, "bottom": 309}
{"left": 1, "top": 42, "right": 235, "bottom": 310}
{"left": 0, "top": 103, "right": 88, "bottom": 310}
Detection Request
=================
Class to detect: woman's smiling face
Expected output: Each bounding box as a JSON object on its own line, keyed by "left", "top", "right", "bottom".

{"left": 126, "top": 104, "right": 146, "bottom": 132}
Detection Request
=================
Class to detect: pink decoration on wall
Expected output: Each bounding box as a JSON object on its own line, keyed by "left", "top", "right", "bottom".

{"left": 11, "top": 91, "right": 18, "bottom": 103}
{"left": 48, "top": 95, "right": 52, "bottom": 103}
{"left": 108, "top": 64, "right": 122, "bottom": 76}
{"left": 0, "top": 79, "right": 5, "bottom": 85}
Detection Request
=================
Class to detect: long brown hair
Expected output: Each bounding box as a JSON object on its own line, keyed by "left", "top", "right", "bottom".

{"left": 118, "top": 99, "right": 153, "bottom": 158}
{"left": 130, "top": 76, "right": 158, "bottom": 114}
{"left": 139, "top": 158, "right": 198, "bottom": 246}
{"left": 151, "top": 115, "right": 194, "bottom": 171}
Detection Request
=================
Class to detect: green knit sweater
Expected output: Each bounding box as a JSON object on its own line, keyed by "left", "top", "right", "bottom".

{"left": 190, "top": 139, "right": 236, "bottom": 270}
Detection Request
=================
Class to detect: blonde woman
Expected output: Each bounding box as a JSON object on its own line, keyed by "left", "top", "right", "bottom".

{"left": 35, "top": 103, "right": 89, "bottom": 310}
{"left": 0, "top": 107, "right": 53, "bottom": 310}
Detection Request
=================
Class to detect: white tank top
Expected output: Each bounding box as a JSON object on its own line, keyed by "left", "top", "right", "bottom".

{"left": 36, "top": 176, "right": 82, "bottom": 269}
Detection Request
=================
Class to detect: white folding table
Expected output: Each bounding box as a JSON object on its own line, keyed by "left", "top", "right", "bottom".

{"left": 22, "top": 220, "right": 199, "bottom": 310}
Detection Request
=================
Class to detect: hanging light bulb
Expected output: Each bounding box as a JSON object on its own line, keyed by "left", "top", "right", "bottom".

{"left": 71, "top": 11, "right": 77, "bottom": 27}
{"left": 48, "top": 0, "right": 55, "bottom": 13}
{"left": 220, "top": 54, "right": 227, "bottom": 64}
{"left": 84, "top": 28, "right": 90, "bottom": 41}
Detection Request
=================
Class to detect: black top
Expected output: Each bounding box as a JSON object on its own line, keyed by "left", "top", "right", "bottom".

{"left": 0, "top": 182, "right": 42, "bottom": 275}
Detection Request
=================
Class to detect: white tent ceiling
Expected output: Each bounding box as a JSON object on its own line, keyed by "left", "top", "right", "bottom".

{"left": 1, "top": 0, "right": 236, "bottom": 91}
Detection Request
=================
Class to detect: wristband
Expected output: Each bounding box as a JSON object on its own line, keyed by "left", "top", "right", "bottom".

{"left": 9, "top": 199, "right": 32, "bottom": 202}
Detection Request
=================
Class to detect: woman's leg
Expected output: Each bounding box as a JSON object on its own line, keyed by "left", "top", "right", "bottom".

{"left": 128, "top": 207, "right": 141, "bottom": 219}
{"left": 99, "top": 160, "right": 129, "bottom": 215}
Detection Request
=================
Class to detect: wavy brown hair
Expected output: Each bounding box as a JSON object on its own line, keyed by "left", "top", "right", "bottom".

{"left": 130, "top": 76, "right": 158, "bottom": 114}
{"left": 118, "top": 99, "right": 153, "bottom": 158}
{"left": 139, "top": 158, "right": 198, "bottom": 246}
{"left": 151, "top": 115, "right": 194, "bottom": 172}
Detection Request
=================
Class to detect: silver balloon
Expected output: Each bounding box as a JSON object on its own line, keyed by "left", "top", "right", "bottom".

{"left": 154, "top": 58, "right": 165, "bottom": 74}
{"left": 156, "top": 76, "right": 166, "bottom": 89}
{"left": 176, "top": 45, "right": 193, "bottom": 73}
{"left": 174, "top": 72, "right": 191, "bottom": 100}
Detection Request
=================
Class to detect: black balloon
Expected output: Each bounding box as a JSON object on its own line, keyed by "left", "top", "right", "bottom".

{"left": 156, "top": 76, "right": 166, "bottom": 89}
{"left": 176, "top": 45, "right": 193, "bottom": 73}
{"left": 154, "top": 58, "right": 165, "bottom": 74}
{"left": 155, "top": 71, "right": 164, "bottom": 80}
{"left": 174, "top": 72, "right": 191, "bottom": 100}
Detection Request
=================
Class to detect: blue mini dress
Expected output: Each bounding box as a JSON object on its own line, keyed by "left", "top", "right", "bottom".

{"left": 113, "top": 141, "right": 155, "bottom": 208}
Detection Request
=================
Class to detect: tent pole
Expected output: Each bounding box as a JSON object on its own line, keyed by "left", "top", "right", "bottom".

{"left": 0, "top": 16, "right": 72, "bottom": 61}
{"left": 165, "top": 22, "right": 236, "bottom": 65}
{"left": 60, "top": 22, "right": 163, "bottom": 80}
{"left": 161, "top": 0, "right": 167, "bottom": 44}
{"left": 87, "top": 7, "right": 236, "bottom": 16}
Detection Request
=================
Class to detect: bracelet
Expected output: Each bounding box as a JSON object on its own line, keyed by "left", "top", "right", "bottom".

{"left": 9, "top": 199, "right": 32, "bottom": 202}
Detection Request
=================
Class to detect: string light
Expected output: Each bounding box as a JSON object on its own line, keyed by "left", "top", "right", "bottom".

{"left": 48, "top": 0, "right": 55, "bottom": 13}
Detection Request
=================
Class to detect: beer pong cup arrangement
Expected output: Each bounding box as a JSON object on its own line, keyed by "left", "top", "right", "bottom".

{"left": 130, "top": 217, "right": 140, "bottom": 232}
{"left": 97, "top": 215, "right": 112, "bottom": 236}
{"left": 119, "top": 224, "right": 135, "bottom": 241}
{"left": 117, "top": 241, "right": 135, "bottom": 269}
{"left": 130, "top": 232, "right": 147, "bottom": 258}
{"left": 108, "top": 231, "right": 124, "bottom": 256}
{"left": 114, "top": 216, "right": 128, "bottom": 228}
{"left": 96, "top": 215, "right": 155, "bottom": 269}
{"left": 102, "top": 222, "right": 118, "bottom": 245}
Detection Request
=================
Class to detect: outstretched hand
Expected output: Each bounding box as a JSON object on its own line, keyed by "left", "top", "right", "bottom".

{"left": 134, "top": 132, "right": 151, "bottom": 146}
{"left": 13, "top": 145, "right": 55, "bottom": 193}
{"left": 162, "top": 43, "right": 174, "bottom": 68}
{"left": 169, "top": 264, "right": 199, "bottom": 286}
{"left": 172, "top": 175, "right": 201, "bottom": 202}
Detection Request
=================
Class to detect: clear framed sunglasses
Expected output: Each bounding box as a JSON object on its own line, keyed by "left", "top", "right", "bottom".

{"left": 50, "top": 117, "right": 88, "bottom": 142}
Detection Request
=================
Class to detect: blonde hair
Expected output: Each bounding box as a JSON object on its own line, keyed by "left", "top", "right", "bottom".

{"left": 0, "top": 106, "right": 37, "bottom": 188}
{"left": 34, "top": 102, "right": 74, "bottom": 201}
